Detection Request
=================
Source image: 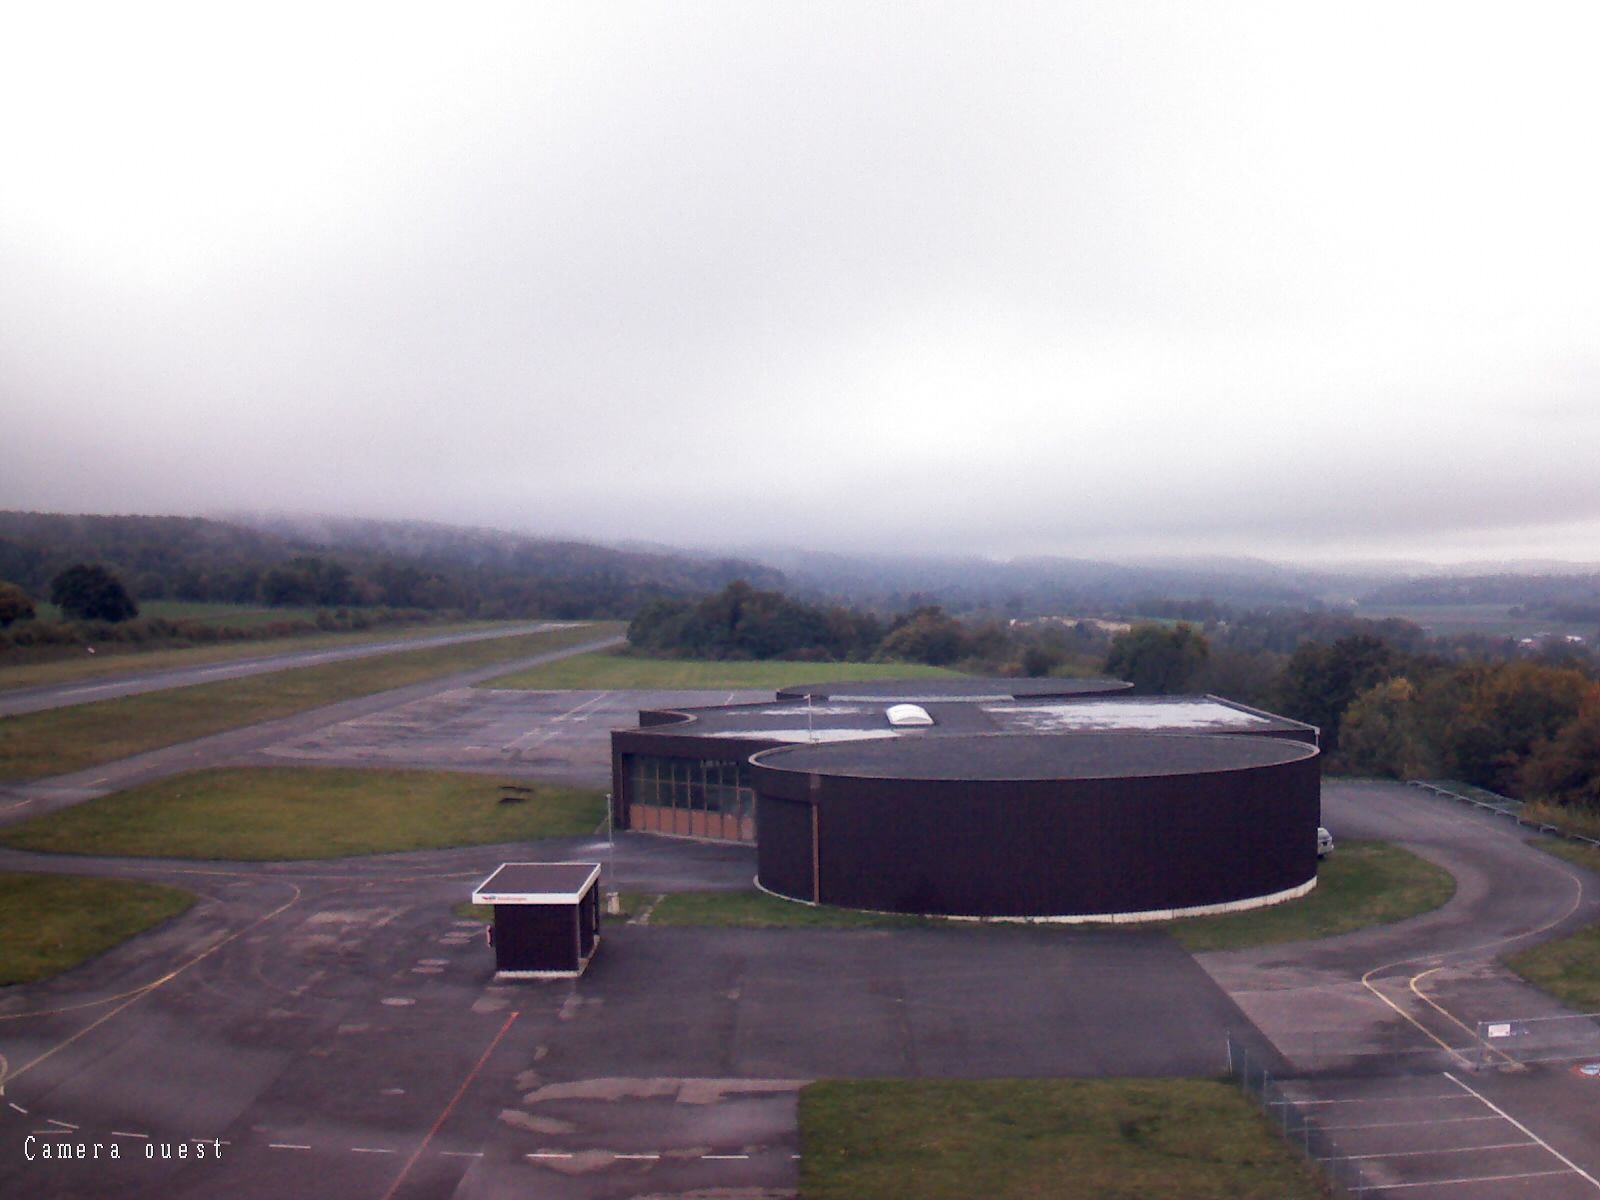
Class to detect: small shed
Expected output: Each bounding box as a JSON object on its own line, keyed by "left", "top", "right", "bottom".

{"left": 472, "top": 862, "right": 602, "bottom": 979}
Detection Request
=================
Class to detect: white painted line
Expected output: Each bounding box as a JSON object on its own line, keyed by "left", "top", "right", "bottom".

{"left": 614, "top": 1153, "right": 660, "bottom": 1160}
{"left": 8, "top": 1102, "right": 28, "bottom": 1115}
{"left": 1444, "top": 1071, "right": 1600, "bottom": 1190}
{"left": 1326, "top": 1141, "right": 1540, "bottom": 1161}
{"left": 440, "top": 1151, "right": 484, "bottom": 1158}
{"left": 352, "top": 1146, "right": 397, "bottom": 1154}
{"left": 111, "top": 1130, "right": 150, "bottom": 1139}
{"left": 1351, "top": 1169, "right": 1576, "bottom": 1191}
{"left": 270, "top": 1143, "right": 312, "bottom": 1150}
{"left": 46, "top": 1118, "right": 78, "bottom": 1129}
{"left": 1272, "top": 1094, "right": 1473, "bottom": 1107}
{"left": 704, "top": 1153, "right": 751, "bottom": 1160}
{"left": 527, "top": 1152, "right": 574, "bottom": 1160}
{"left": 1324, "top": 1115, "right": 1503, "bottom": 1132}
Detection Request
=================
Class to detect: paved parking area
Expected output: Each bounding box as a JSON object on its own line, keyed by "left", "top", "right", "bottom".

{"left": 260, "top": 687, "right": 765, "bottom": 785}
{"left": 1278, "top": 1071, "right": 1600, "bottom": 1197}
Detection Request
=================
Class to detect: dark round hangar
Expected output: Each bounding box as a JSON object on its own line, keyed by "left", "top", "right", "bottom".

{"left": 750, "top": 732, "right": 1321, "bottom": 921}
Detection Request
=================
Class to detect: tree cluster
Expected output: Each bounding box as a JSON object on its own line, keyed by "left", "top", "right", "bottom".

{"left": 627, "top": 583, "right": 1016, "bottom": 668}
{"left": 0, "top": 511, "right": 783, "bottom": 622}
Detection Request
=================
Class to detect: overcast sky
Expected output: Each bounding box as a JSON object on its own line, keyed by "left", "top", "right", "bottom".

{"left": 3, "top": 2, "right": 1597, "bottom": 566}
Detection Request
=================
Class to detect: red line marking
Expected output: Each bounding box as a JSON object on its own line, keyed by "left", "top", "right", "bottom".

{"left": 378, "top": 1011, "right": 519, "bottom": 1200}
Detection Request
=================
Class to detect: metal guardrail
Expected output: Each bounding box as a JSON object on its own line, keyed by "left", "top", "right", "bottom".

{"left": 1406, "top": 780, "right": 1600, "bottom": 850}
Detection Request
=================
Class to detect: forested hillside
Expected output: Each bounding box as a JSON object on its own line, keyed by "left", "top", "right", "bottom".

{"left": 0, "top": 511, "right": 784, "bottom": 620}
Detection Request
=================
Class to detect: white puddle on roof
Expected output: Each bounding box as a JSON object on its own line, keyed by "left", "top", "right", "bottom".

{"left": 985, "top": 700, "right": 1271, "bottom": 732}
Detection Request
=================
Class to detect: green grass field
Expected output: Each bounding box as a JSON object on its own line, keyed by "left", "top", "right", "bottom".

{"left": 1506, "top": 922, "right": 1600, "bottom": 1012}
{"left": 0, "top": 767, "right": 606, "bottom": 859}
{"left": 0, "top": 622, "right": 621, "bottom": 781}
{"left": 0, "top": 872, "right": 195, "bottom": 985}
{"left": 799, "top": 1078, "right": 1329, "bottom": 1200}
{"left": 1168, "top": 841, "right": 1455, "bottom": 952}
{"left": 480, "top": 649, "right": 963, "bottom": 691}
{"left": 1506, "top": 839, "right": 1600, "bottom": 1010}
{"left": 612, "top": 842, "right": 1453, "bottom": 949}
{"left": 0, "top": 617, "right": 541, "bottom": 693}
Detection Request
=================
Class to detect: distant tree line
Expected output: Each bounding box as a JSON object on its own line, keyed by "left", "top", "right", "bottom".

{"left": 627, "top": 582, "right": 1017, "bottom": 667}
{"left": 1101, "top": 619, "right": 1600, "bottom": 821}
{"left": 0, "top": 511, "right": 784, "bottom": 624}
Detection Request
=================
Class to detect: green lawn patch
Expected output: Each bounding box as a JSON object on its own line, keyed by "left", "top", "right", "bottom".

{"left": 1506, "top": 923, "right": 1600, "bottom": 1012}
{"left": 622, "top": 889, "right": 934, "bottom": 929}
{"left": 480, "top": 649, "right": 962, "bottom": 691}
{"left": 0, "top": 767, "right": 606, "bottom": 860}
{"left": 1529, "top": 838, "right": 1600, "bottom": 875}
{"left": 0, "top": 872, "right": 195, "bottom": 985}
{"left": 1506, "top": 838, "right": 1600, "bottom": 1010}
{"left": 1170, "top": 841, "right": 1455, "bottom": 952}
{"left": 610, "top": 842, "right": 1454, "bottom": 949}
{"left": 0, "top": 617, "right": 518, "bottom": 693}
{"left": 800, "top": 1078, "right": 1330, "bottom": 1200}
{"left": 0, "top": 622, "right": 621, "bottom": 781}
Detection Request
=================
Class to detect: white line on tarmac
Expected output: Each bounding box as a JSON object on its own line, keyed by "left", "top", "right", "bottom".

{"left": 269, "top": 1143, "right": 312, "bottom": 1150}
{"left": 1274, "top": 1094, "right": 1474, "bottom": 1107}
{"left": 1444, "top": 1071, "right": 1600, "bottom": 1190}
{"left": 1351, "top": 1169, "right": 1575, "bottom": 1192}
{"left": 1325, "top": 1141, "right": 1539, "bottom": 1161}
{"left": 111, "top": 1130, "right": 149, "bottom": 1139}
{"left": 704, "top": 1154, "right": 751, "bottom": 1160}
{"left": 1323, "top": 1115, "right": 1503, "bottom": 1132}
{"left": 527, "top": 1152, "right": 574, "bottom": 1160}
{"left": 46, "top": 1118, "right": 78, "bottom": 1129}
{"left": 440, "top": 1151, "right": 483, "bottom": 1158}
{"left": 8, "top": 1102, "right": 28, "bottom": 1114}
{"left": 352, "top": 1146, "right": 397, "bottom": 1154}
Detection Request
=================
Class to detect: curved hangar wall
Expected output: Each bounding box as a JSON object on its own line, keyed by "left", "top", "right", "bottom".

{"left": 750, "top": 732, "right": 1321, "bottom": 921}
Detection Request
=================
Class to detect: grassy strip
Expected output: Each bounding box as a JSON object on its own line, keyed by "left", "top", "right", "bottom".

{"left": 1521, "top": 798, "right": 1600, "bottom": 841}
{"left": 480, "top": 649, "right": 962, "bottom": 691}
{"left": 606, "top": 842, "right": 1454, "bottom": 950}
{"left": 1505, "top": 839, "right": 1600, "bottom": 1010}
{"left": 800, "top": 1078, "right": 1330, "bottom": 1200}
{"left": 0, "top": 622, "right": 621, "bottom": 781}
{"left": 1506, "top": 924, "right": 1600, "bottom": 1012}
{"left": 1170, "top": 842, "right": 1454, "bottom": 952}
{"left": 0, "top": 618, "right": 516, "bottom": 693}
{"left": 0, "top": 767, "right": 606, "bottom": 860}
{"left": 623, "top": 889, "right": 936, "bottom": 929}
{"left": 1528, "top": 838, "right": 1600, "bottom": 875}
{"left": 0, "top": 872, "right": 195, "bottom": 985}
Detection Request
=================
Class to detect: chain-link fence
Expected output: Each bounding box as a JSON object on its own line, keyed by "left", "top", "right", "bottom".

{"left": 1227, "top": 1034, "right": 1375, "bottom": 1197}
{"left": 1475, "top": 1012, "right": 1600, "bottom": 1068}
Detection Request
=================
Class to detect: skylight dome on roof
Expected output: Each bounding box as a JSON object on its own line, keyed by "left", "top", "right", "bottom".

{"left": 886, "top": 703, "right": 934, "bottom": 727}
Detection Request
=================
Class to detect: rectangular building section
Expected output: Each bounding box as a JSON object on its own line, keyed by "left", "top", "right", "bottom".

{"left": 472, "top": 862, "right": 602, "bottom": 978}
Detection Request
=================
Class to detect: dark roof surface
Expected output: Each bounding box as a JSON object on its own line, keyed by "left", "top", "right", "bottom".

{"left": 775, "top": 677, "right": 1132, "bottom": 701}
{"left": 631, "top": 693, "right": 1313, "bottom": 743}
{"left": 473, "top": 862, "right": 600, "bottom": 901}
{"left": 751, "top": 731, "right": 1318, "bottom": 781}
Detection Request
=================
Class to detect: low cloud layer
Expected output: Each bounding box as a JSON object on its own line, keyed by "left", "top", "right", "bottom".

{"left": 4, "top": 2, "right": 1597, "bottom": 564}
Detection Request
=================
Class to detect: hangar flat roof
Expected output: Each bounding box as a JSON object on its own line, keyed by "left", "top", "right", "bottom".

{"left": 629, "top": 693, "right": 1313, "bottom": 744}
{"left": 751, "top": 731, "right": 1317, "bottom": 781}
{"left": 472, "top": 862, "right": 601, "bottom": 904}
{"left": 775, "top": 677, "right": 1132, "bottom": 701}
